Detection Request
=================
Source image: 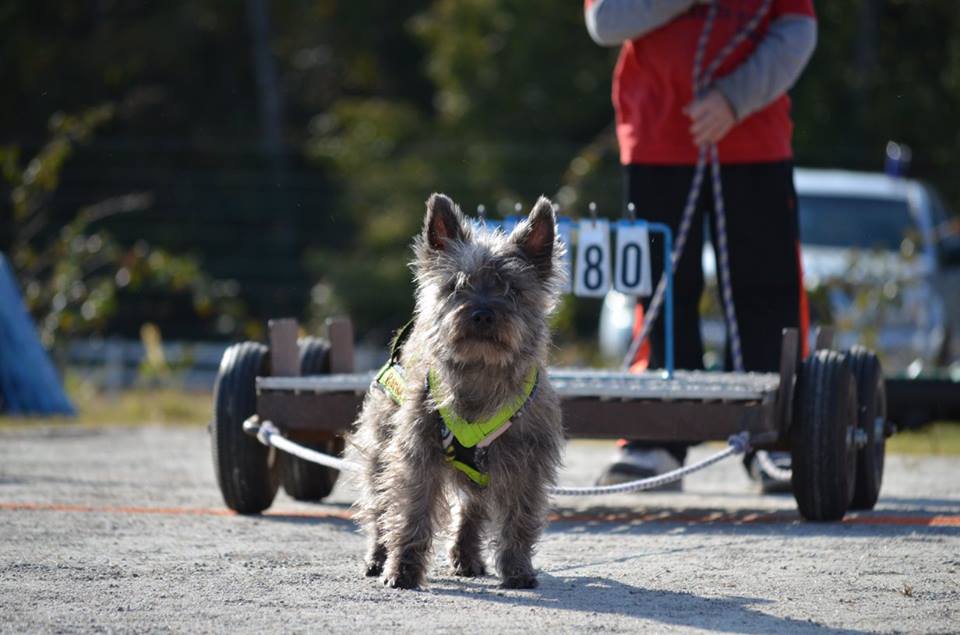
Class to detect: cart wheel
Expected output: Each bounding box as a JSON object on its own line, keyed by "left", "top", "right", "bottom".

{"left": 846, "top": 347, "right": 886, "bottom": 510}
{"left": 278, "top": 337, "right": 343, "bottom": 502}
{"left": 211, "top": 342, "right": 279, "bottom": 514}
{"left": 791, "top": 350, "right": 858, "bottom": 521}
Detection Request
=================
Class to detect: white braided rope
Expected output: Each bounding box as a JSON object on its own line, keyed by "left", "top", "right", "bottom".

{"left": 549, "top": 433, "right": 750, "bottom": 496}
{"left": 622, "top": 0, "right": 772, "bottom": 372}
{"left": 253, "top": 419, "right": 361, "bottom": 473}
{"left": 245, "top": 418, "right": 750, "bottom": 497}
{"left": 754, "top": 447, "right": 793, "bottom": 482}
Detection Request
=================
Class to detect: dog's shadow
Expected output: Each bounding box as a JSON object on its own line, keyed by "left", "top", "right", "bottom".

{"left": 430, "top": 573, "right": 869, "bottom": 633}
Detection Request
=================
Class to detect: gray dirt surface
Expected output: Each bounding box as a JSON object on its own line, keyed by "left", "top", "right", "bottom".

{"left": 1, "top": 424, "right": 958, "bottom": 634}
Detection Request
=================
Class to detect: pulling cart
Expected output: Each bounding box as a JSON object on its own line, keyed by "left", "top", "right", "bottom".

{"left": 211, "top": 316, "right": 890, "bottom": 522}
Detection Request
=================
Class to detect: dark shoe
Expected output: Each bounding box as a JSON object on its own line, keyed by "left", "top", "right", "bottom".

{"left": 595, "top": 447, "right": 683, "bottom": 492}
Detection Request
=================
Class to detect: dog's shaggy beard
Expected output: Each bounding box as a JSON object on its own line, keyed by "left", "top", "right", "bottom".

{"left": 417, "top": 291, "right": 524, "bottom": 368}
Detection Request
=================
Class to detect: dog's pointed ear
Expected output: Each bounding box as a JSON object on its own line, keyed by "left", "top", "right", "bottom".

{"left": 511, "top": 196, "right": 556, "bottom": 276}
{"left": 424, "top": 193, "right": 468, "bottom": 252}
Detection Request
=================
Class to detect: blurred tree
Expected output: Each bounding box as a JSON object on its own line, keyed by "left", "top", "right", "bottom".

{"left": 1, "top": 106, "right": 249, "bottom": 348}
{"left": 2, "top": 0, "right": 958, "bottom": 344}
{"left": 305, "top": 0, "right": 618, "bottom": 338}
{"left": 305, "top": 0, "right": 960, "bottom": 341}
{"left": 0, "top": 1, "right": 335, "bottom": 330}
{"left": 791, "top": 0, "right": 960, "bottom": 205}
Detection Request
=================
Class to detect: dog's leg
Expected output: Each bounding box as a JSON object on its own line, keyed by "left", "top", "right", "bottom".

{"left": 361, "top": 458, "right": 388, "bottom": 577}
{"left": 364, "top": 528, "right": 387, "bottom": 577}
{"left": 379, "top": 450, "right": 445, "bottom": 590}
{"left": 490, "top": 471, "right": 548, "bottom": 589}
{"left": 352, "top": 406, "right": 390, "bottom": 578}
{"left": 449, "top": 490, "right": 487, "bottom": 577}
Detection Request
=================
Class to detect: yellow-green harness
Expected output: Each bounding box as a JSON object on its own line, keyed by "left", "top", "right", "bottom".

{"left": 374, "top": 322, "right": 538, "bottom": 486}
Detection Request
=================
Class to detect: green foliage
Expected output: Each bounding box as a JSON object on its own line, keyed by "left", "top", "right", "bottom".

{"left": 3, "top": 1, "right": 959, "bottom": 345}
{"left": 304, "top": 0, "right": 960, "bottom": 343}
{"left": 2, "top": 106, "right": 249, "bottom": 347}
{"left": 304, "top": 1, "right": 618, "bottom": 337}
{"left": 415, "top": 0, "right": 611, "bottom": 136}
{"left": 793, "top": 1, "right": 960, "bottom": 203}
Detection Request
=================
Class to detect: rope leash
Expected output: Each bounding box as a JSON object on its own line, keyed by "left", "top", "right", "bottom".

{"left": 244, "top": 417, "right": 751, "bottom": 497}
{"left": 245, "top": 417, "right": 361, "bottom": 473}
{"left": 754, "top": 447, "right": 793, "bottom": 482}
{"left": 622, "top": 0, "right": 772, "bottom": 372}
{"left": 620, "top": 0, "right": 789, "bottom": 482}
{"left": 549, "top": 432, "right": 749, "bottom": 496}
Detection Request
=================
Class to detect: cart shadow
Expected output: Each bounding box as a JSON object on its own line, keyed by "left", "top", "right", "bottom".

{"left": 255, "top": 501, "right": 356, "bottom": 527}
{"left": 250, "top": 499, "right": 958, "bottom": 536}
{"left": 666, "top": 489, "right": 960, "bottom": 512}
{"left": 873, "top": 495, "right": 960, "bottom": 510}
{"left": 548, "top": 505, "right": 960, "bottom": 537}
{"left": 430, "top": 573, "right": 871, "bottom": 634}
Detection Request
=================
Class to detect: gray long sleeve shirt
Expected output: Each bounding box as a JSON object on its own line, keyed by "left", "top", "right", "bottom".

{"left": 585, "top": 0, "right": 817, "bottom": 120}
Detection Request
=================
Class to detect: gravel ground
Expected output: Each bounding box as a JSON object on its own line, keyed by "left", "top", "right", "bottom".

{"left": 1, "top": 425, "right": 958, "bottom": 633}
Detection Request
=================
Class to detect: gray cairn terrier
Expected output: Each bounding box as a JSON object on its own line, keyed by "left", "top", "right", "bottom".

{"left": 349, "top": 193, "right": 565, "bottom": 590}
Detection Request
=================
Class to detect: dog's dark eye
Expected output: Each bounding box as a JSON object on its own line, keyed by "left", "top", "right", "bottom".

{"left": 443, "top": 272, "right": 469, "bottom": 296}
{"left": 492, "top": 270, "right": 519, "bottom": 301}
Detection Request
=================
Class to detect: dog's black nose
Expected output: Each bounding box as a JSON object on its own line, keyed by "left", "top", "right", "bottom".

{"left": 470, "top": 307, "right": 495, "bottom": 328}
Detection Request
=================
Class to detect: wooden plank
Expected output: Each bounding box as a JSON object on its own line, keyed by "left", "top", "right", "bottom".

{"left": 258, "top": 391, "right": 363, "bottom": 432}
{"left": 256, "top": 390, "right": 779, "bottom": 442}
{"left": 561, "top": 398, "right": 777, "bottom": 441}
{"left": 267, "top": 318, "right": 299, "bottom": 377}
{"left": 327, "top": 318, "right": 355, "bottom": 374}
{"left": 775, "top": 328, "right": 799, "bottom": 437}
{"left": 814, "top": 325, "right": 836, "bottom": 351}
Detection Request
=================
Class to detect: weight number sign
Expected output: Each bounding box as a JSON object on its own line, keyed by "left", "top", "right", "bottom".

{"left": 614, "top": 221, "right": 652, "bottom": 296}
{"left": 574, "top": 219, "right": 611, "bottom": 297}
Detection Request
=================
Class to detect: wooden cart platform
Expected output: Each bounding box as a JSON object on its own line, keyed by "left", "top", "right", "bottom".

{"left": 211, "top": 318, "right": 887, "bottom": 521}
{"left": 257, "top": 368, "right": 784, "bottom": 443}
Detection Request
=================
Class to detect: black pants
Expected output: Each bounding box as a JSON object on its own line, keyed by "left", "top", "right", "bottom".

{"left": 623, "top": 161, "right": 806, "bottom": 462}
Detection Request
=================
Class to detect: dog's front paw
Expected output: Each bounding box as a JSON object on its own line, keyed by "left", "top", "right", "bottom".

{"left": 500, "top": 573, "right": 538, "bottom": 589}
{"left": 451, "top": 557, "right": 487, "bottom": 578}
{"left": 364, "top": 545, "right": 387, "bottom": 577}
{"left": 381, "top": 573, "right": 420, "bottom": 590}
{"left": 380, "top": 565, "right": 422, "bottom": 590}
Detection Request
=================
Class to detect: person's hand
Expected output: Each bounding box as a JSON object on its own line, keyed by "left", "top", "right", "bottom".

{"left": 684, "top": 89, "right": 737, "bottom": 147}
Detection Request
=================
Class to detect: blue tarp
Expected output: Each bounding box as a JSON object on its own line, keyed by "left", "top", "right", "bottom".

{"left": 0, "top": 252, "right": 75, "bottom": 415}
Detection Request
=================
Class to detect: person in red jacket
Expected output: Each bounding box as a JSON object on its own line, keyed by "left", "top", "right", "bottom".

{"left": 585, "top": 0, "right": 816, "bottom": 488}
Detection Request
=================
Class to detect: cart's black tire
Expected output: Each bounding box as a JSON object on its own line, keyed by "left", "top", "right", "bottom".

{"left": 846, "top": 347, "right": 886, "bottom": 510}
{"left": 791, "top": 350, "right": 858, "bottom": 521}
{"left": 211, "top": 342, "right": 279, "bottom": 514}
{"left": 277, "top": 338, "right": 343, "bottom": 502}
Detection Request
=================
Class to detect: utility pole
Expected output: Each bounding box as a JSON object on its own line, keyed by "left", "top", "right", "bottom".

{"left": 245, "top": 0, "right": 299, "bottom": 315}
{"left": 245, "top": 0, "right": 287, "bottom": 171}
{"left": 854, "top": 0, "right": 879, "bottom": 165}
